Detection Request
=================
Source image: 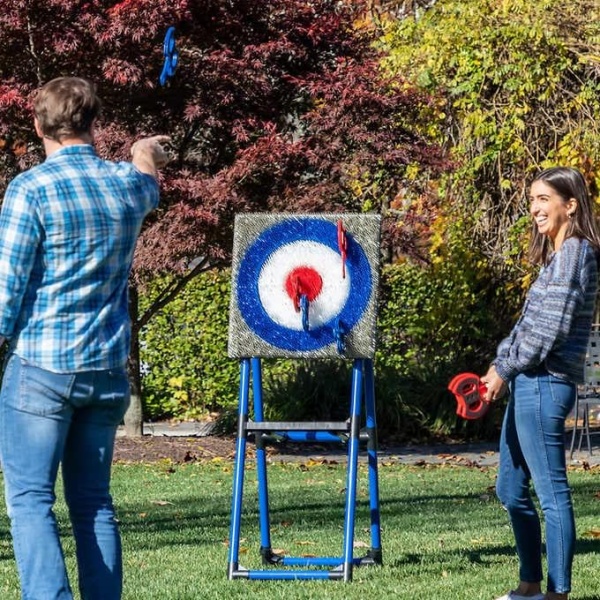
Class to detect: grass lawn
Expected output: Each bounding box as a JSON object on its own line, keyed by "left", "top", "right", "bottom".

{"left": 0, "top": 458, "right": 598, "bottom": 599}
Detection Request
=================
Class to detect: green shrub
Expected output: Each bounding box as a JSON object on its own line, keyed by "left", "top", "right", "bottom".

{"left": 138, "top": 250, "right": 513, "bottom": 441}
{"left": 139, "top": 269, "right": 239, "bottom": 421}
{"left": 375, "top": 216, "right": 516, "bottom": 440}
{"left": 261, "top": 358, "right": 352, "bottom": 422}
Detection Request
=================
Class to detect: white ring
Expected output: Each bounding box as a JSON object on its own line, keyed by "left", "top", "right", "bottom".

{"left": 258, "top": 241, "right": 351, "bottom": 331}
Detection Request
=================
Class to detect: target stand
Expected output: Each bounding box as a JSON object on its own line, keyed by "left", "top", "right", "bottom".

{"left": 227, "top": 214, "right": 382, "bottom": 582}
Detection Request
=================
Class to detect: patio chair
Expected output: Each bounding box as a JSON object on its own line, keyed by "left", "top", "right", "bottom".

{"left": 570, "top": 324, "right": 600, "bottom": 458}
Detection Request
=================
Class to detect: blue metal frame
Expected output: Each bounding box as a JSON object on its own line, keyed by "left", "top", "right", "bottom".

{"left": 227, "top": 357, "right": 382, "bottom": 582}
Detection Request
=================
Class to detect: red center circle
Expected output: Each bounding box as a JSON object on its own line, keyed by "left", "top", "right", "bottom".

{"left": 284, "top": 266, "right": 323, "bottom": 310}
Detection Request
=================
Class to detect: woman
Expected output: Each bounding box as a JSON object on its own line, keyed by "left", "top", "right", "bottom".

{"left": 482, "top": 167, "right": 600, "bottom": 600}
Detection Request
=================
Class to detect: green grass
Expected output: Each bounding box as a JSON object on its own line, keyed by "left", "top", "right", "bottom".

{"left": 0, "top": 459, "right": 598, "bottom": 599}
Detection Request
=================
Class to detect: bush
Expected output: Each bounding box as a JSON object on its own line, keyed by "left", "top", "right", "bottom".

{"left": 139, "top": 251, "right": 513, "bottom": 442}
{"left": 374, "top": 219, "right": 515, "bottom": 441}
{"left": 139, "top": 269, "right": 239, "bottom": 421}
{"left": 139, "top": 269, "right": 355, "bottom": 426}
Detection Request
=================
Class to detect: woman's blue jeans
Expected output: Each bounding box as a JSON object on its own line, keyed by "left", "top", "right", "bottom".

{"left": 496, "top": 370, "right": 576, "bottom": 594}
{"left": 0, "top": 354, "right": 129, "bottom": 600}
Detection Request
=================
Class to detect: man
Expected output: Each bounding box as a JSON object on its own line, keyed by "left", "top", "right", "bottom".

{"left": 0, "top": 76, "right": 169, "bottom": 599}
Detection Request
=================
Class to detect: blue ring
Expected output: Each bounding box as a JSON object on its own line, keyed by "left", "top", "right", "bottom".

{"left": 236, "top": 218, "right": 373, "bottom": 351}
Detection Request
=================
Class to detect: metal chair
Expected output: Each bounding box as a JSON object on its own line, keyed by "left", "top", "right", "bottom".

{"left": 570, "top": 324, "right": 600, "bottom": 458}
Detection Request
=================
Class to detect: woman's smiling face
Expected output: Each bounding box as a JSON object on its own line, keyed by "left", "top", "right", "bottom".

{"left": 529, "top": 180, "right": 576, "bottom": 250}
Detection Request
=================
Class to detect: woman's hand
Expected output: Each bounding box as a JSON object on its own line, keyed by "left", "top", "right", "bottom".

{"left": 480, "top": 365, "right": 507, "bottom": 402}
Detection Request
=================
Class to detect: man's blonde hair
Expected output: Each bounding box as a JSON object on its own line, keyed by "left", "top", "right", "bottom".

{"left": 33, "top": 77, "right": 102, "bottom": 142}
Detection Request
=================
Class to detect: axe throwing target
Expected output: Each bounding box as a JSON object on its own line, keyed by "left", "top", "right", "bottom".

{"left": 228, "top": 213, "right": 381, "bottom": 358}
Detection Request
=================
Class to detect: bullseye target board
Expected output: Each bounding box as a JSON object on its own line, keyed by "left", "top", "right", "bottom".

{"left": 228, "top": 213, "right": 381, "bottom": 359}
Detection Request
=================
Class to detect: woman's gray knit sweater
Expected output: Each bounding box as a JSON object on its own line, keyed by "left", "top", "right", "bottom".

{"left": 493, "top": 236, "right": 598, "bottom": 384}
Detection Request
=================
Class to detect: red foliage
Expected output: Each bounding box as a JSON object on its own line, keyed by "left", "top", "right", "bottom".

{"left": 0, "top": 0, "right": 449, "bottom": 277}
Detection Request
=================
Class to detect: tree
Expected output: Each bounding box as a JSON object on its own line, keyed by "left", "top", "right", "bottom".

{"left": 382, "top": 0, "right": 600, "bottom": 283}
{"left": 0, "top": 0, "right": 449, "bottom": 434}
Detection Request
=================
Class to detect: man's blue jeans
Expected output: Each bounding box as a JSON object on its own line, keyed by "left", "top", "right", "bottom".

{"left": 496, "top": 370, "right": 576, "bottom": 594}
{"left": 0, "top": 354, "right": 129, "bottom": 600}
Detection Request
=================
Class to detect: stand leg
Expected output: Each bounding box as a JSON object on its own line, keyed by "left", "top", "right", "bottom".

{"left": 341, "top": 359, "right": 363, "bottom": 582}
{"left": 227, "top": 359, "right": 251, "bottom": 579}
{"left": 364, "top": 359, "right": 382, "bottom": 564}
{"left": 252, "top": 358, "right": 276, "bottom": 563}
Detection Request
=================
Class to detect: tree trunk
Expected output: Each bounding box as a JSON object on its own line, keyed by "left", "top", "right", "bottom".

{"left": 124, "top": 284, "right": 144, "bottom": 437}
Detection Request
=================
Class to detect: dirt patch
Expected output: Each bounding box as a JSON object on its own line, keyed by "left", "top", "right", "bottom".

{"left": 113, "top": 436, "right": 237, "bottom": 463}
{"left": 112, "top": 435, "right": 344, "bottom": 464}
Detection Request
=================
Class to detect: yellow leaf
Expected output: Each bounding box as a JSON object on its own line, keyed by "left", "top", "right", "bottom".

{"left": 582, "top": 528, "right": 600, "bottom": 538}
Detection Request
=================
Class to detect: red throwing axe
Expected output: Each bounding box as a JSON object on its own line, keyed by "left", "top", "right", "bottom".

{"left": 448, "top": 372, "right": 490, "bottom": 420}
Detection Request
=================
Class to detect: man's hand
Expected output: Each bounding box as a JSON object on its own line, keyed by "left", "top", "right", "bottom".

{"left": 131, "top": 135, "right": 171, "bottom": 177}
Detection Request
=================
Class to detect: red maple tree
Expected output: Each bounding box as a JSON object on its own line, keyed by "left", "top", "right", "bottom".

{"left": 0, "top": 0, "right": 449, "bottom": 433}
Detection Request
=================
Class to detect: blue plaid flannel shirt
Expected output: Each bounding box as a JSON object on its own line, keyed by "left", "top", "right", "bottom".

{"left": 0, "top": 144, "right": 160, "bottom": 372}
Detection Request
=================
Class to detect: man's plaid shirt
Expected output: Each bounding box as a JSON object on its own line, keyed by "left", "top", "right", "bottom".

{"left": 0, "top": 144, "right": 159, "bottom": 372}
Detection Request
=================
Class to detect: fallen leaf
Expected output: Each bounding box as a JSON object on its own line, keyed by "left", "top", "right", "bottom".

{"left": 582, "top": 528, "right": 600, "bottom": 538}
